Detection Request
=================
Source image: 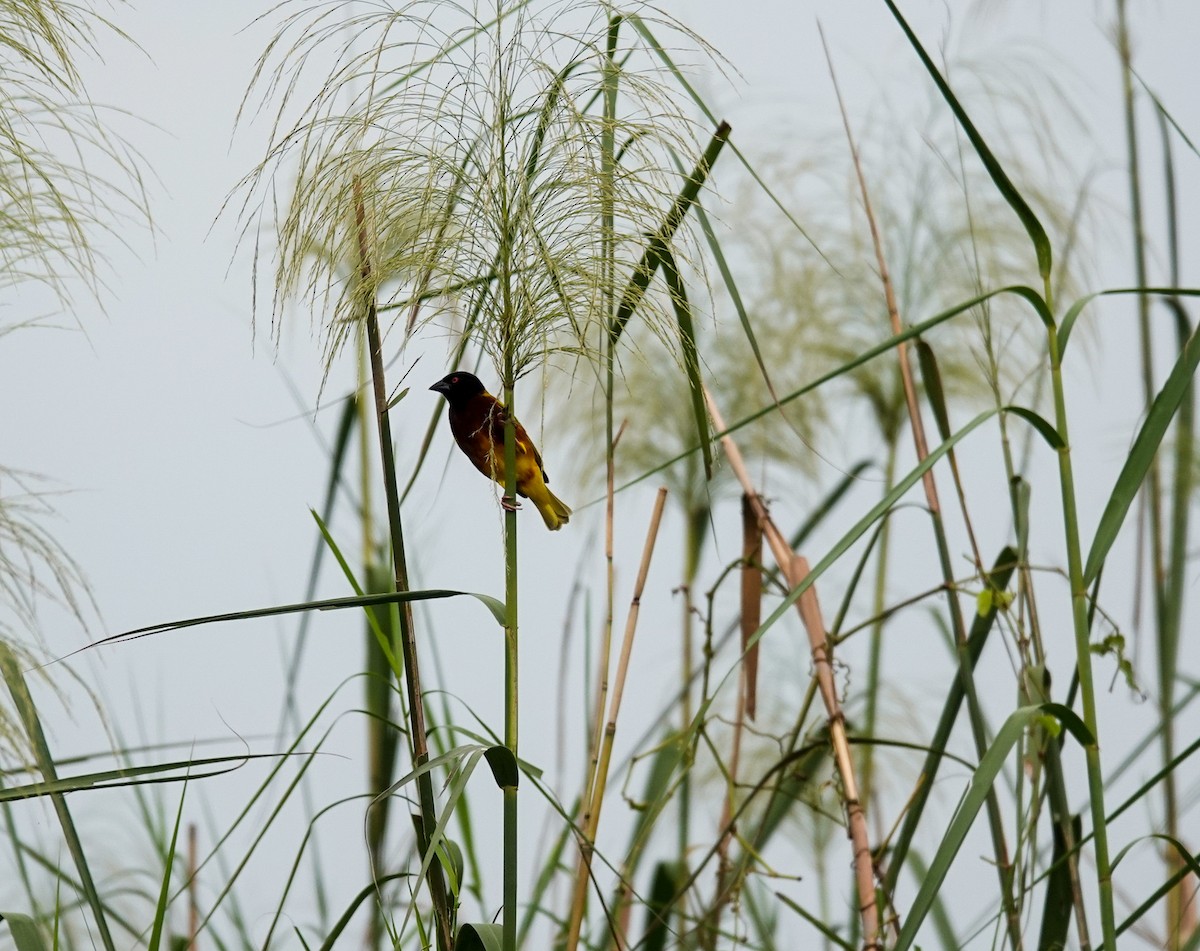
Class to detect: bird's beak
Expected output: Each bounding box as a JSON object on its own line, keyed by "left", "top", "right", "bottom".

{"left": 430, "top": 380, "right": 448, "bottom": 395}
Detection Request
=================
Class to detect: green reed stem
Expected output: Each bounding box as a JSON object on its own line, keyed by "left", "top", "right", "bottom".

{"left": 355, "top": 180, "right": 453, "bottom": 950}
{"left": 1046, "top": 313, "right": 1116, "bottom": 948}
{"left": 503, "top": 377, "right": 519, "bottom": 951}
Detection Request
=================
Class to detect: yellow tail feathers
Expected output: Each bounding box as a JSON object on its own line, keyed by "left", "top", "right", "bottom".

{"left": 531, "top": 486, "right": 572, "bottom": 531}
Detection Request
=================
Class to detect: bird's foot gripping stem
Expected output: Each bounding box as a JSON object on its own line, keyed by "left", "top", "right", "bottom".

{"left": 501, "top": 495, "right": 522, "bottom": 512}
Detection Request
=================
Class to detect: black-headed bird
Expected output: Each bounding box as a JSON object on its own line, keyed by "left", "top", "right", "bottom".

{"left": 430, "top": 371, "right": 572, "bottom": 531}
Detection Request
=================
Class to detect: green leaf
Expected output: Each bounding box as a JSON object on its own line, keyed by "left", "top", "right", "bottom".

{"left": 484, "top": 746, "right": 519, "bottom": 790}
{"left": 0, "top": 913, "right": 49, "bottom": 951}
{"left": 148, "top": 783, "right": 188, "bottom": 951}
{"left": 881, "top": 0, "right": 1052, "bottom": 282}
{"left": 916, "top": 340, "right": 951, "bottom": 440}
{"left": 455, "top": 923, "right": 504, "bottom": 951}
{"left": 1006, "top": 406, "right": 1065, "bottom": 450}
{"left": 1084, "top": 315, "right": 1200, "bottom": 584}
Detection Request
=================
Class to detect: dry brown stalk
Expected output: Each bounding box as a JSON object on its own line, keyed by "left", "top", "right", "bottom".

{"left": 565, "top": 485, "right": 669, "bottom": 951}
{"left": 704, "top": 388, "right": 883, "bottom": 949}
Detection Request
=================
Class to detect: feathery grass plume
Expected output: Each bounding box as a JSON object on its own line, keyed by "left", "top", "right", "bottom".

{"left": 0, "top": 470, "right": 90, "bottom": 631}
{"left": 238, "top": 0, "right": 716, "bottom": 386}
{"left": 730, "top": 74, "right": 1093, "bottom": 451}
{"left": 0, "top": 0, "right": 149, "bottom": 321}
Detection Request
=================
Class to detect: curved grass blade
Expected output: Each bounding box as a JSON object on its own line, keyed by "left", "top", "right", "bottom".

{"left": 0, "top": 752, "right": 273, "bottom": 802}
{"left": 1084, "top": 314, "right": 1200, "bottom": 585}
{"left": 894, "top": 703, "right": 1093, "bottom": 951}
{"left": 313, "top": 873, "right": 409, "bottom": 951}
{"left": 1103, "top": 834, "right": 1200, "bottom": 948}
{"left": 1058, "top": 287, "right": 1200, "bottom": 354}
{"left": 455, "top": 923, "right": 504, "bottom": 951}
{"left": 881, "top": 0, "right": 1052, "bottom": 282}
{"left": 74, "top": 588, "right": 504, "bottom": 655}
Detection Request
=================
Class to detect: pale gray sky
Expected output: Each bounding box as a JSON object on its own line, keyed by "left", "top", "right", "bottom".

{"left": 3, "top": 2, "right": 1199, "bottom": 947}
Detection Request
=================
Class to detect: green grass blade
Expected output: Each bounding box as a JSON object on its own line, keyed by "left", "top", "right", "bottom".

{"left": 0, "top": 913, "right": 48, "bottom": 951}
{"left": 609, "top": 121, "right": 730, "bottom": 346}
{"left": 313, "top": 873, "right": 410, "bottom": 951}
{"left": 775, "top": 893, "right": 853, "bottom": 951}
{"left": 881, "top": 0, "right": 1052, "bottom": 281}
{"left": 884, "top": 546, "right": 1017, "bottom": 893}
{"left": 894, "top": 703, "right": 1093, "bottom": 951}
{"left": 658, "top": 247, "right": 712, "bottom": 479}
{"left": 0, "top": 751, "right": 277, "bottom": 802}
{"left": 1037, "top": 814, "right": 1081, "bottom": 951}
{"left": 1084, "top": 314, "right": 1200, "bottom": 585}
{"left": 147, "top": 782, "right": 188, "bottom": 951}
{"left": 1058, "top": 287, "right": 1200, "bottom": 354}
{"left": 79, "top": 587, "right": 505, "bottom": 652}
{"left": 0, "top": 643, "right": 116, "bottom": 951}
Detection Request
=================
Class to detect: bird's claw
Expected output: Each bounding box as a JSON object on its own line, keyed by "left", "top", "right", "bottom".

{"left": 501, "top": 495, "right": 522, "bottom": 512}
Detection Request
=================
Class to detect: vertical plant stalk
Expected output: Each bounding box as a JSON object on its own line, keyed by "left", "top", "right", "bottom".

{"left": 1046, "top": 318, "right": 1118, "bottom": 948}
{"left": 188, "top": 823, "right": 199, "bottom": 951}
{"left": 566, "top": 22, "right": 625, "bottom": 949}
{"left": 705, "top": 389, "right": 882, "bottom": 949}
{"left": 352, "top": 179, "right": 453, "bottom": 951}
{"left": 502, "top": 379, "right": 520, "bottom": 951}
{"left": 822, "top": 32, "right": 1024, "bottom": 948}
{"left": 860, "top": 441, "right": 898, "bottom": 815}
{"left": 1160, "top": 94, "right": 1195, "bottom": 942}
{"left": 1115, "top": 17, "right": 1179, "bottom": 944}
{"left": 566, "top": 487, "right": 669, "bottom": 951}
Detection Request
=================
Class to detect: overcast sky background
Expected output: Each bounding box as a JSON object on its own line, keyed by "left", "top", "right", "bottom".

{"left": 3, "top": 1, "right": 1200, "bottom": 947}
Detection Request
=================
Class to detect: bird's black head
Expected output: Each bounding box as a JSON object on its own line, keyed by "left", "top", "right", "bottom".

{"left": 430, "top": 371, "right": 486, "bottom": 405}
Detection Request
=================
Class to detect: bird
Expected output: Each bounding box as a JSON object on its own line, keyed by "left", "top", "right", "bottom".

{"left": 430, "top": 371, "right": 572, "bottom": 531}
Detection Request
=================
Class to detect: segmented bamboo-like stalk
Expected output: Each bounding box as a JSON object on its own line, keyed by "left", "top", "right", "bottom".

{"left": 565, "top": 486, "right": 668, "bottom": 951}
{"left": 704, "top": 389, "right": 882, "bottom": 949}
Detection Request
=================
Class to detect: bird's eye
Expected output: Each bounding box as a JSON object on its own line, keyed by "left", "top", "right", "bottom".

{"left": 451, "top": 375, "right": 459, "bottom": 383}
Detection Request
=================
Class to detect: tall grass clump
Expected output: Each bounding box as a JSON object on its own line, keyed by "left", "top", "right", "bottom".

{"left": 237, "top": 2, "right": 725, "bottom": 948}
{"left": 5, "top": 3, "right": 1200, "bottom": 950}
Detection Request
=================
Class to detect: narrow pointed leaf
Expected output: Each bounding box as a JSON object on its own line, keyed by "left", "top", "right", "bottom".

{"left": 1084, "top": 316, "right": 1200, "bottom": 584}
{"left": 882, "top": 0, "right": 1052, "bottom": 281}
{"left": 609, "top": 121, "right": 730, "bottom": 345}
{"left": 657, "top": 247, "right": 712, "bottom": 478}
